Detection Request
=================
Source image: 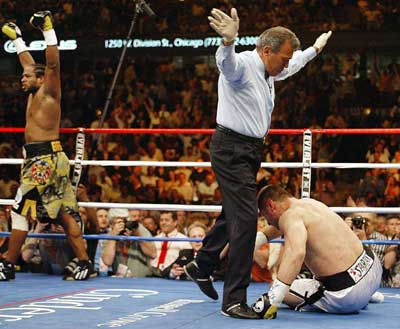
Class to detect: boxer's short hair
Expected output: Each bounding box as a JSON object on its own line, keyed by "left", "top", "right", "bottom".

{"left": 257, "top": 184, "right": 292, "bottom": 210}
{"left": 29, "top": 63, "right": 46, "bottom": 77}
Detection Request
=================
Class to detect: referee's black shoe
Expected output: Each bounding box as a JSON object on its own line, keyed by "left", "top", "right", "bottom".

{"left": 221, "top": 303, "right": 261, "bottom": 319}
{"left": 184, "top": 261, "right": 218, "bottom": 300}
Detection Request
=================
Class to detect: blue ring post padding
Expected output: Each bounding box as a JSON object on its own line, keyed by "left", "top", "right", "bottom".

{"left": 0, "top": 232, "right": 399, "bottom": 245}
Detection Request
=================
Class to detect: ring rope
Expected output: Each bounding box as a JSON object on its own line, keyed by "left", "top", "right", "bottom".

{"left": 2, "top": 127, "right": 400, "bottom": 135}
{"left": 1, "top": 128, "right": 398, "bottom": 237}
{"left": 1, "top": 159, "right": 400, "bottom": 169}
{"left": 0, "top": 232, "right": 398, "bottom": 245}
{"left": 0, "top": 199, "right": 399, "bottom": 214}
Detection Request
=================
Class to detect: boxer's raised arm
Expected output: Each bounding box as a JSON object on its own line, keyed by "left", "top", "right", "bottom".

{"left": 30, "top": 11, "right": 60, "bottom": 100}
{"left": 2, "top": 22, "right": 35, "bottom": 68}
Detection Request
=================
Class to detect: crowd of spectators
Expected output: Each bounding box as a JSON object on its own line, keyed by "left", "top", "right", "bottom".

{"left": 1, "top": 50, "right": 399, "bottom": 207}
{"left": 0, "top": 204, "right": 398, "bottom": 287}
{"left": 0, "top": 0, "right": 399, "bottom": 287}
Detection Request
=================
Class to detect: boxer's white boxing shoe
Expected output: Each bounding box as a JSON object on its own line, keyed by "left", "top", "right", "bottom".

{"left": 369, "top": 291, "right": 384, "bottom": 303}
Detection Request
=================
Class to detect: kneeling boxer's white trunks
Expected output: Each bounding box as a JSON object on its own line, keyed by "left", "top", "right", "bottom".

{"left": 289, "top": 247, "right": 382, "bottom": 314}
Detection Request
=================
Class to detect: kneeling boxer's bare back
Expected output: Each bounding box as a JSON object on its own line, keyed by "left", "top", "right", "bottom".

{"left": 253, "top": 185, "right": 382, "bottom": 319}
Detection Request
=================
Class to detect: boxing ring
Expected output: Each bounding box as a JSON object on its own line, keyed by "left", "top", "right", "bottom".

{"left": 0, "top": 127, "right": 399, "bottom": 328}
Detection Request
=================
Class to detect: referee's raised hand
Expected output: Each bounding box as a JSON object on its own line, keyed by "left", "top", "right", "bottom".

{"left": 208, "top": 8, "right": 239, "bottom": 43}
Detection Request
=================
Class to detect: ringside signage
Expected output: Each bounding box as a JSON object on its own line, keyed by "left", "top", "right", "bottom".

{"left": 104, "top": 35, "right": 258, "bottom": 49}
{"left": 4, "top": 39, "right": 77, "bottom": 53}
{"left": 2, "top": 36, "right": 257, "bottom": 54}
{"left": 0, "top": 288, "right": 205, "bottom": 328}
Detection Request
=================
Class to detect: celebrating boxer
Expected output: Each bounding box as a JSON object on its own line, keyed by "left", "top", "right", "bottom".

{"left": 0, "top": 11, "right": 95, "bottom": 281}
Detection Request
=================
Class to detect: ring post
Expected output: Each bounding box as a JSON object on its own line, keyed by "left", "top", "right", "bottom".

{"left": 72, "top": 128, "right": 85, "bottom": 194}
{"left": 301, "top": 129, "right": 312, "bottom": 198}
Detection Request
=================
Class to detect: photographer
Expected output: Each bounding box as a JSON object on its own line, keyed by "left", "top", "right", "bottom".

{"left": 21, "top": 220, "right": 75, "bottom": 275}
{"left": 345, "top": 214, "right": 388, "bottom": 268}
{"left": 347, "top": 215, "right": 368, "bottom": 240}
{"left": 101, "top": 208, "right": 156, "bottom": 277}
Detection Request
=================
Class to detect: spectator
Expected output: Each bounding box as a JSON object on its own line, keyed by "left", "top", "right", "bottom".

{"left": 169, "top": 188, "right": 186, "bottom": 204}
{"left": 0, "top": 167, "right": 18, "bottom": 199}
{"left": 180, "top": 145, "right": 198, "bottom": 162}
{"left": 386, "top": 216, "right": 400, "bottom": 240}
{"left": 197, "top": 173, "right": 218, "bottom": 204}
{"left": 265, "top": 142, "right": 283, "bottom": 162}
{"left": 21, "top": 220, "right": 75, "bottom": 275}
{"left": 251, "top": 217, "right": 273, "bottom": 283}
{"left": 90, "top": 109, "right": 109, "bottom": 129}
{"left": 384, "top": 175, "right": 399, "bottom": 205}
{"left": 101, "top": 208, "right": 156, "bottom": 277}
{"left": 175, "top": 172, "right": 194, "bottom": 203}
{"left": 142, "top": 215, "right": 159, "bottom": 236}
{"left": 140, "top": 166, "right": 158, "bottom": 187}
{"left": 383, "top": 215, "right": 400, "bottom": 288}
{"left": 93, "top": 208, "right": 111, "bottom": 275}
{"left": 0, "top": 213, "right": 9, "bottom": 258}
{"left": 366, "top": 141, "right": 390, "bottom": 163}
{"left": 190, "top": 160, "right": 210, "bottom": 186}
{"left": 96, "top": 209, "right": 109, "bottom": 233}
{"left": 375, "top": 214, "right": 387, "bottom": 235}
{"left": 151, "top": 211, "right": 192, "bottom": 271}
{"left": 129, "top": 209, "right": 142, "bottom": 222}
{"left": 102, "top": 173, "right": 122, "bottom": 202}
{"left": 356, "top": 169, "right": 385, "bottom": 205}
{"left": 176, "top": 210, "right": 188, "bottom": 234}
{"left": 187, "top": 212, "right": 211, "bottom": 229}
{"left": 347, "top": 213, "right": 388, "bottom": 266}
{"left": 0, "top": 207, "right": 10, "bottom": 231}
{"left": 314, "top": 170, "right": 336, "bottom": 206}
{"left": 383, "top": 243, "right": 400, "bottom": 288}
{"left": 162, "top": 222, "right": 207, "bottom": 280}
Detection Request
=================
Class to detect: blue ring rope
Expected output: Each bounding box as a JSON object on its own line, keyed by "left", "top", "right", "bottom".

{"left": 0, "top": 232, "right": 398, "bottom": 245}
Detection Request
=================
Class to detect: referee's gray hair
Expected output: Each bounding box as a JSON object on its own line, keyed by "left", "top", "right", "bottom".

{"left": 256, "top": 26, "right": 300, "bottom": 52}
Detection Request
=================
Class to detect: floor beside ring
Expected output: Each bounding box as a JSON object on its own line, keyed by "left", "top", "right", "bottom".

{"left": 0, "top": 274, "right": 399, "bottom": 329}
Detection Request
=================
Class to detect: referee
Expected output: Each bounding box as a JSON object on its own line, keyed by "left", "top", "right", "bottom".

{"left": 184, "top": 7, "right": 332, "bottom": 319}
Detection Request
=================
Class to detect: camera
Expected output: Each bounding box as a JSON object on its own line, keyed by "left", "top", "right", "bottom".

{"left": 175, "top": 256, "right": 191, "bottom": 267}
{"left": 125, "top": 220, "right": 139, "bottom": 231}
{"left": 351, "top": 216, "right": 366, "bottom": 230}
{"left": 119, "top": 220, "right": 139, "bottom": 235}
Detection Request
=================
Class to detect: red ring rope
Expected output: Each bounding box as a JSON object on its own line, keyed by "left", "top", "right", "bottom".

{"left": 1, "top": 127, "right": 400, "bottom": 135}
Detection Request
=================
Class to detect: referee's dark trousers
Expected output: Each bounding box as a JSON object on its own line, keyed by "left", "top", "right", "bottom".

{"left": 196, "top": 125, "right": 264, "bottom": 308}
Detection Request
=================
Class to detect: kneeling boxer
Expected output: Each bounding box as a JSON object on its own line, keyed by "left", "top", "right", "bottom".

{"left": 252, "top": 185, "right": 382, "bottom": 319}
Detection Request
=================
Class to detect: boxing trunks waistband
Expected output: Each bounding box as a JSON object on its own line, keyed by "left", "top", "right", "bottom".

{"left": 23, "top": 140, "right": 63, "bottom": 158}
{"left": 318, "top": 246, "right": 374, "bottom": 291}
{"left": 215, "top": 124, "right": 265, "bottom": 145}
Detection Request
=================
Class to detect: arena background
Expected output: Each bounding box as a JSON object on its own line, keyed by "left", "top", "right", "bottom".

{"left": 0, "top": 1, "right": 399, "bottom": 328}
{"left": 0, "top": 1, "right": 399, "bottom": 205}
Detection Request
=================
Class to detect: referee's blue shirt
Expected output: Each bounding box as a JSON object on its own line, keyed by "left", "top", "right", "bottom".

{"left": 215, "top": 44, "right": 317, "bottom": 138}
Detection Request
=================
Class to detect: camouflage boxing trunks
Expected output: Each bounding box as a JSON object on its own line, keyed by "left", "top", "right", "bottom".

{"left": 13, "top": 140, "right": 78, "bottom": 221}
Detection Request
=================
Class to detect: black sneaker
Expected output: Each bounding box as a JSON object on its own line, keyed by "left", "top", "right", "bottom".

{"left": 63, "top": 259, "right": 97, "bottom": 281}
{"left": 0, "top": 259, "right": 15, "bottom": 281}
{"left": 184, "top": 260, "right": 218, "bottom": 300}
{"left": 221, "top": 303, "right": 261, "bottom": 319}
